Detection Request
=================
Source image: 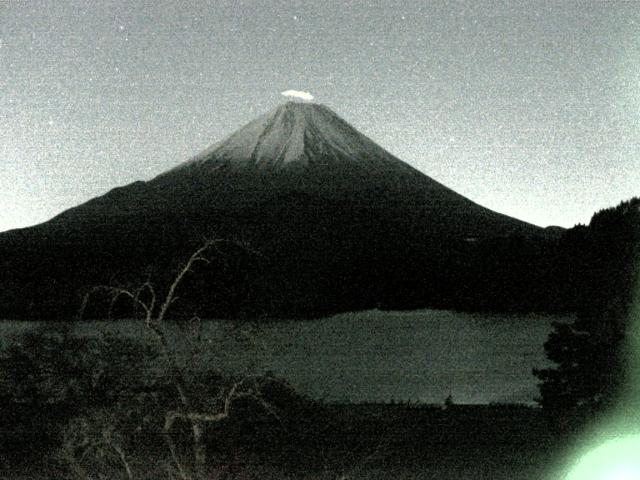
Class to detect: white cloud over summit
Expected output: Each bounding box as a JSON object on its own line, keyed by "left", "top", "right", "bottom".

{"left": 281, "top": 90, "right": 314, "bottom": 101}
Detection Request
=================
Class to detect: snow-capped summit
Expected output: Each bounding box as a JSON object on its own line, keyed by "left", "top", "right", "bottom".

{"left": 170, "top": 102, "right": 417, "bottom": 175}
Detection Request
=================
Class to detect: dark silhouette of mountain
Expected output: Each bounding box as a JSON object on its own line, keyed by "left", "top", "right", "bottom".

{"left": 0, "top": 102, "right": 560, "bottom": 319}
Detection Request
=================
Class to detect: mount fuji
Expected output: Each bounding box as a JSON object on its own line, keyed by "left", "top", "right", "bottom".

{"left": 0, "top": 102, "right": 552, "bottom": 319}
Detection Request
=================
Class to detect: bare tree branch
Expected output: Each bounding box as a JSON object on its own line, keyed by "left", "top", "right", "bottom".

{"left": 79, "top": 238, "right": 280, "bottom": 480}
{"left": 156, "top": 239, "right": 225, "bottom": 324}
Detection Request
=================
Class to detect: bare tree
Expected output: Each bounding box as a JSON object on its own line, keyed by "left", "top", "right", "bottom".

{"left": 80, "top": 239, "right": 281, "bottom": 480}
{"left": 59, "top": 408, "right": 135, "bottom": 480}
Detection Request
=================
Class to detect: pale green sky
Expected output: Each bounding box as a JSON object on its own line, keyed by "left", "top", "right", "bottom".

{"left": 1, "top": 0, "right": 639, "bottom": 231}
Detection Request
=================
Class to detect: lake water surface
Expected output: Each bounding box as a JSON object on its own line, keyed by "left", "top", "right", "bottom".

{"left": 0, "top": 309, "right": 571, "bottom": 405}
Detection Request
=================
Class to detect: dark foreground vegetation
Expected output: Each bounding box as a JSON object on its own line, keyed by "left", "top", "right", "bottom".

{"left": 0, "top": 323, "right": 583, "bottom": 480}
{"left": 0, "top": 198, "right": 637, "bottom": 479}
{"left": 0, "top": 402, "right": 582, "bottom": 480}
{"left": 535, "top": 198, "right": 640, "bottom": 410}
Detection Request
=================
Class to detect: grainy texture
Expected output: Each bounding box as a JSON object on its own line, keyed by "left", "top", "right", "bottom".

{"left": 2, "top": 1, "right": 639, "bottom": 231}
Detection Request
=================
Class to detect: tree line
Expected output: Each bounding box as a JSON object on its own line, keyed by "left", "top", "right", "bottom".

{"left": 535, "top": 197, "right": 640, "bottom": 410}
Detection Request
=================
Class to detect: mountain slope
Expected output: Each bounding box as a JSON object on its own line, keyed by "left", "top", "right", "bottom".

{"left": 167, "top": 101, "right": 422, "bottom": 174}
{"left": 0, "top": 102, "right": 552, "bottom": 319}
{"left": 32, "top": 102, "right": 536, "bottom": 238}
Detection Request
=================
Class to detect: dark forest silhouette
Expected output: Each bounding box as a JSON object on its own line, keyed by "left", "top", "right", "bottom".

{"left": 0, "top": 206, "right": 609, "bottom": 320}
{"left": 535, "top": 197, "right": 640, "bottom": 410}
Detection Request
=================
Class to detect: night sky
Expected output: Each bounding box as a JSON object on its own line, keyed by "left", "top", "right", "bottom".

{"left": 2, "top": 0, "right": 639, "bottom": 232}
